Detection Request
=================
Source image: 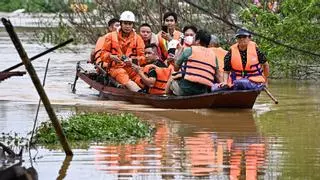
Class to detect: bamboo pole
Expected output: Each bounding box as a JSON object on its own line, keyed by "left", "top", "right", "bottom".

{"left": 263, "top": 87, "right": 279, "bottom": 104}
{"left": 1, "top": 18, "right": 73, "bottom": 156}
{"left": 2, "top": 39, "right": 73, "bottom": 73}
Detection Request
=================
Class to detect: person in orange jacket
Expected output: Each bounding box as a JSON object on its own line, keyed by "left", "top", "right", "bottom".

{"left": 90, "top": 18, "right": 120, "bottom": 65}
{"left": 132, "top": 44, "right": 172, "bottom": 95}
{"left": 157, "top": 12, "right": 182, "bottom": 60}
{"left": 220, "top": 28, "right": 270, "bottom": 89}
{"left": 100, "top": 11, "right": 146, "bottom": 92}
{"left": 209, "top": 35, "right": 228, "bottom": 75}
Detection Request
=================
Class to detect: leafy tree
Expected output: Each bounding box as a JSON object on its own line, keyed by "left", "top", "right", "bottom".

{"left": 0, "top": 0, "right": 23, "bottom": 12}
{"left": 239, "top": 0, "right": 320, "bottom": 79}
{"left": 0, "top": 0, "right": 68, "bottom": 13}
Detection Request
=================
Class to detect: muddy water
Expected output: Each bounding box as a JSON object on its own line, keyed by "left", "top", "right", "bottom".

{"left": 1, "top": 29, "right": 320, "bottom": 179}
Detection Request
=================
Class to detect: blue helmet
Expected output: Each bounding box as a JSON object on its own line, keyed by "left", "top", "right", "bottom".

{"left": 235, "top": 28, "right": 251, "bottom": 37}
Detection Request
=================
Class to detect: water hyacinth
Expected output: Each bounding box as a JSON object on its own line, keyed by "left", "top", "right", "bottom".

{"left": 34, "top": 113, "right": 155, "bottom": 146}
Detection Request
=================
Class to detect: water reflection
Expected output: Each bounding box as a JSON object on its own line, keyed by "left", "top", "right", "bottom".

{"left": 2, "top": 28, "right": 320, "bottom": 179}
{"left": 56, "top": 156, "right": 73, "bottom": 180}
{"left": 92, "top": 110, "right": 267, "bottom": 179}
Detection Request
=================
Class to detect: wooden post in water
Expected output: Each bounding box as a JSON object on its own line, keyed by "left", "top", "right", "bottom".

{"left": 1, "top": 18, "right": 73, "bottom": 156}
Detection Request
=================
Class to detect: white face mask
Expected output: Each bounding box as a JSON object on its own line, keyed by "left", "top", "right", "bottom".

{"left": 184, "top": 36, "right": 194, "bottom": 45}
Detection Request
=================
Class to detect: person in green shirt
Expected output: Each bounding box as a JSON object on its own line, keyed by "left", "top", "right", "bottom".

{"left": 167, "top": 30, "right": 222, "bottom": 96}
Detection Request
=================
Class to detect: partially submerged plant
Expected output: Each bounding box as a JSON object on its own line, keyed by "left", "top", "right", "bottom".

{"left": 1, "top": 132, "right": 29, "bottom": 152}
{"left": 33, "top": 113, "right": 155, "bottom": 148}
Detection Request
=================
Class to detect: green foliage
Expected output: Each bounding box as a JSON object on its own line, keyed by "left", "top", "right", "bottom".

{"left": 0, "top": 0, "right": 68, "bottom": 13}
{"left": 0, "top": 0, "right": 23, "bottom": 12}
{"left": 239, "top": 0, "right": 320, "bottom": 79}
{"left": 25, "top": 0, "right": 68, "bottom": 13}
{"left": 34, "top": 113, "right": 155, "bottom": 147}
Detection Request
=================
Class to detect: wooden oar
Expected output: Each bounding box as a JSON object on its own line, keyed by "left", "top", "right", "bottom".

{"left": 263, "top": 87, "right": 279, "bottom": 104}
{"left": 1, "top": 38, "right": 73, "bottom": 73}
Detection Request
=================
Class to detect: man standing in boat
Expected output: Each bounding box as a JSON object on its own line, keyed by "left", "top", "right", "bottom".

{"left": 132, "top": 44, "right": 172, "bottom": 95}
{"left": 158, "top": 12, "right": 182, "bottom": 60}
{"left": 168, "top": 30, "right": 222, "bottom": 96}
{"left": 100, "top": 11, "right": 145, "bottom": 92}
{"left": 220, "top": 28, "right": 270, "bottom": 90}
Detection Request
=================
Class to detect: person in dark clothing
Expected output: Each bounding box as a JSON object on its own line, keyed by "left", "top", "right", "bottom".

{"left": 220, "top": 29, "right": 270, "bottom": 89}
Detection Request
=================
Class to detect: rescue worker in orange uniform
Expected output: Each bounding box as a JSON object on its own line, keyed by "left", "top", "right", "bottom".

{"left": 157, "top": 12, "right": 182, "bottom": 60}
{"left": 220, "top": 29, "right": 270, "bottom": 89}
{"left": 209, "top": 35, "right": 228, "bottom": 75}
{"left": 90, "top": 18, "right": 120, "bottom": 65}
{"left": 168, "top": 30, "right": 222, "bottom": 96}
{"left": 132, "top": 44, "right": 172, "bottom": 95}
{"left": 100, "top": 11, "right": 146, "bottom": 92}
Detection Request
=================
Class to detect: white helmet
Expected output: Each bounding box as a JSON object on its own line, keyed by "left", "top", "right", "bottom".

{"left": 119, "top": 11, "right": 135, "bottom": 22}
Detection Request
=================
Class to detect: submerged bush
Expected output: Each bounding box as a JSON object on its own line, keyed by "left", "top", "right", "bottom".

{"left": 34, "top": 113, "right": 154, "bottom": 146}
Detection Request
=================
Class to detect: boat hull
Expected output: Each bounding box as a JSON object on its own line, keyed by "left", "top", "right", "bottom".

{"left": 77, "top": 72, "right": 261, "bottom": 109}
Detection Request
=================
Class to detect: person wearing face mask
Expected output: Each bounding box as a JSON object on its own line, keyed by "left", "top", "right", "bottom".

{"left": 181, "top": 25, "right": 197, "bottom": 47}
{"left": 220, "top": 28, "right": 269, "bottom": 90}
{"left": 172, "top": 25, "right": 198, "bottom": 63}
{"left": 167, "top": 30, "right": 222, "bottom": 96}
{"left": 90, "top": 18, "right": 120, "bottom": 65}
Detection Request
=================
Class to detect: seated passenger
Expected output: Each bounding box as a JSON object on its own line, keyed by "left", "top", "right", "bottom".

{"left": 220, "top": 28, "right": 269, "bottom": 90}
{"left": 139, "top": 23, "right": 159, "bottom": 47}
{"left": 173, "top": 25, "right": 198, "bottom": 63}
{"left": 132, "top": 44, "right": 172, "bottom": 95}
{"left": 181, "top": 25, "right": 197, "bottom": 48}
{"left": 100, "top": 11, "right": 145, "bottom": 92}
{"left": 168, "top": 30, "right": 222, "bottom": 96}
{"left": 90, "top": 18, "right": 120, "bottom": 65}
{"left": 209, "top": 35, "right": 228, "bottom": 75}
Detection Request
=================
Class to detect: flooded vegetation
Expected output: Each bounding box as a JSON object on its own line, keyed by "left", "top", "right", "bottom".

{"left": 34, "top": 113, "right": 154, "bottom": 146}
{"left": 1, "top": 16, "right": 320, "bottom": 180}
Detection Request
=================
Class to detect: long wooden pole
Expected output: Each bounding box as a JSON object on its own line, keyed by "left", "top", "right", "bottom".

{"left": 1, "top": 18, "right": 73, "bottom": 156}
{"left": 263, "top": 87, "right": 279, "bottom": 104}
{"left": 2, "top": 39, "right": 73, "bottom": 72}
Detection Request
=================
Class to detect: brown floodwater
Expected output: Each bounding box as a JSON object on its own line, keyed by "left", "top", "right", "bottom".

{"left": 1, "top": 29, "right": 320, "bottom": 180}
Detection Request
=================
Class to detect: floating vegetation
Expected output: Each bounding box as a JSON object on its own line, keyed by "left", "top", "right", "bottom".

{"left": 33, "top": 113, "right": 155, "bottom": 148}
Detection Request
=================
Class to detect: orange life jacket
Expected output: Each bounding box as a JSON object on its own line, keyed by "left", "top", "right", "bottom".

{"left": 92, "top": 35, "right": 107, "bottom": 64}
{"left": 142, "top": 64, "right": 173, "bottom": 95}
{"left": 110, "top": 31, "right": 137, "bottom": 58}
{"left": 211, "top": 47, "right": 228, "bottom": 73}
{"left": 109, "top": 31, "right": 138, "bottom": 78}
{"left": 158, "top": 30, "right": 182, "bottom": 60}
{"left": 179, "top": 46, "right": 217, "bottom": 87}
{"left": 230, "top": 41, "right": 265, "bottom": 84}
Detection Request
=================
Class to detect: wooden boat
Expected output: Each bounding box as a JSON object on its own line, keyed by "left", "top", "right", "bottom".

{"left": 0, "top": 71, "right": 25, "bottom": 82}
{"left": 75, "top": 66, "right": 262, "bottom": 109}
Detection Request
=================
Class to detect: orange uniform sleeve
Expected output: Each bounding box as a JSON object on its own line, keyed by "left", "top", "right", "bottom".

{"left": 100, "top": 33, "right": 113, "bottom": 64}
{"left": 136, "top": 35, "right": 146, "bottom": 66}
{"left": 93, "top": 36, "right": 106, "bottom": 64}
{"left": 157, "top": 32, "right": 168, "bottom": 60}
